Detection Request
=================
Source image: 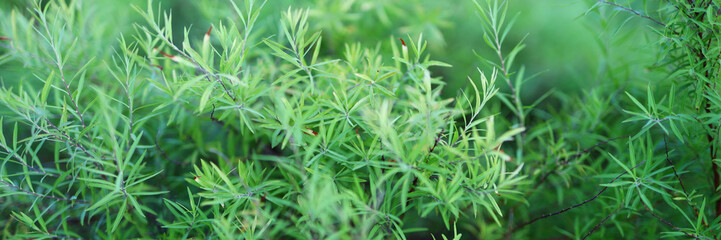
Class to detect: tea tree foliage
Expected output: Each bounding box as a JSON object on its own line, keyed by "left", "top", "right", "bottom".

{"left": 0, "top": 0, "right": 719, "bottom": 239}
{"left": 0, "top": 0, "right": 519, "bottom": 238}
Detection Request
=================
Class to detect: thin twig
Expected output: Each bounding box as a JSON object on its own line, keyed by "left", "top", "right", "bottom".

{"left": 293, "top": 48, "right": 316, "bottom": 90}
{"left": 57, "top": 68, "right": 92, "bottom": 143}
{"left": 663, "top": 135, "right": 689, "bottom": 195}
{"left": 643, "top": 204, "right": 698, "bottom": 238}
{"left": 210, "top": 104, "right": 240, "bottom": 134}
{"left": 154, "top": 33, "right": 237, "bottom": 102}
{"left": 533, "top": 135, "right": 630, "bottom": 191}
{"left": 42, "top": 118, "right": 109, "bottom": 181}
{"left": 560, "top": 135, "right": 632, "bottom": 165}
{"left": 507, "top": 159, "right": 646, "bottom": 236}
{"left": 664, "top": 136, "right": 714, "bottom": 238}
{"left": 0, "top": 42, "right": 58, "bottom": 66}
{"left": 210, "top": 104, "right": 224, "bottom": 124}
{"left": 597, "top": 0, "right": 666, "bottom": 27}
{"left": 0, "top": 179, "right": 88, "bottom": 204}
{"left": 428, "top": 130, "right": 444, "bottom": 153}
{"left": 582, "top": 204, "right": 622, "bottom": 239}
{"left": 485, "top": 3, "right": 524, "bottom": 139}
{"left": 44, "top": 118, "right": 96, "bottom": 160}
{"left": 0, "top": 143, "right": 60, "bottom": 178}
{"left": 123, "top": 76, "right": 134, "bottom": 149}
{"left": 487, "top": 6, "right": 514, "bottom": 96}
{"left": 42, "top": 29, "right": 93, "bottom": 144}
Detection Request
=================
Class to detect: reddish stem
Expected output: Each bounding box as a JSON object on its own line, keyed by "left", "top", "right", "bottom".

{"left": 154, "top": 47, "right": 175, "bottom": 58}
{"left": 303, "top": 128, "right": 318, "bottom": 136}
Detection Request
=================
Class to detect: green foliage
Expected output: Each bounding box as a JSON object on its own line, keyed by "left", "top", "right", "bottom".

{"left": 0, "top": 0, "right": 719, "bottom": 239}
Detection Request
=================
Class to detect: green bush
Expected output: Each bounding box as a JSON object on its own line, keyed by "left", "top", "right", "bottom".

{"left": 0, "top": 0, "right": 719, "bottom": 239}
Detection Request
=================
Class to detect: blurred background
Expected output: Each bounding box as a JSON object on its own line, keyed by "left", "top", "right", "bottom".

{"left": 0, "top": 0, "right": 660, "bottom": 104}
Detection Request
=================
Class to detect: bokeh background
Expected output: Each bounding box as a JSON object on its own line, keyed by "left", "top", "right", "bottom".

{"left": 0, "top": 0, "right": 660, "bottom": 104}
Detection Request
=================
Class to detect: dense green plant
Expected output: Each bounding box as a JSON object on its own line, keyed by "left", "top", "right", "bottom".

{"left": 0, "top": 0, "right": 719, "bottom": 239}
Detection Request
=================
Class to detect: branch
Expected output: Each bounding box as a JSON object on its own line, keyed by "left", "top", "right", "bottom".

{"left": 663, "top": 135, "right": 688, "bottom": 194}
{"left": 210, "top": 104, "right": 240, "bottom": 134}
{"left": 559, "top": 135, "right": 631, "bottom": 165}
{"left": 427, "top": 130, "right": 444, "bottom": 154}
{"left": 154, "top": 35, "right": 237, "bottom": 102}
{"left": 0, "top": 143, "right": 60, "bottom": 178}
{"left": 582, "top": 204, "right": 622, "bottom": 239}
{"left": 597, "top": 0, "right": 666, "bottom": 27}
{"left": 508, "top": 159, "right": 646, "bottom": 236}
{"left": 44, "top": 118, "right": 97, "bottom": 160}
{"left": 42, "top": 118, "right": 109, "bottom": 181}
{"left": 664, "top": 135, "right": 714, "bottom": 237}
{"left": 0, "top": 179, "right": 88, "bottom": 204}
{"left": 531, "top": 135, "right": 630, "bottom": 193}
{"left": 38, "top": 14, "right": 93, "bottom": 144}
{"left": 56, "top": 66, "right": 92, "bottom": 143}
{"left": 643, "top": 204, "right": 699, "bottom": 238}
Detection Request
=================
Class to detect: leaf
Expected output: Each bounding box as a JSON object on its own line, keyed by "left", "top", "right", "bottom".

{"left": 198, "top": 85, "right": 214, "bottom": 113}
{"left": 87, "top": 192, "right": 118, "bottom": 212}
{"left": 40, "top": 71, "right": 55, "bottom": 104}
{"left": 373, "top": 85, "right": 396, "bottom": 99}
{"left": 111, "top": 199, "right": 128, "bottom": 233}
{"left": 212, "top": 162, "right": 236, "bottom": 194}
{"left": 425, "top": 60, "right": 452, "bottom": 68}
{"left": 626, "top": 92, "right": 650, "bottom": 117}
{"left": 637, "top": 186, "right": 653, "bottom": 211}
{"left": 608, "top": 153, "right": 634, "bottom": 179}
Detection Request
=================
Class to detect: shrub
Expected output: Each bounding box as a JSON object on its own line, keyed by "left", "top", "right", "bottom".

{"left": 0, "top": 0, "right": 719, "bottom": 239}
